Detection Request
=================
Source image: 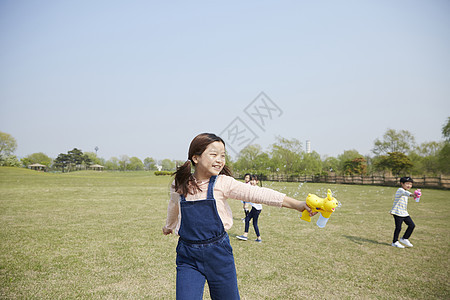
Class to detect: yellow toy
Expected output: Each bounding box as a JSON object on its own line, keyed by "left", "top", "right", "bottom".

{"left": 300, "top": 189, "right": 339, "bottom": 228}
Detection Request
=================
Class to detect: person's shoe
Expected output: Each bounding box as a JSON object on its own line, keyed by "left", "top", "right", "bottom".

{"left": 255, "top": 239, "right": 262, "bottom": 243}
{"left": 236, "top": 235, "right": 248, "bottom": 241}
{"left": 399, "top": 238, "right": 413, "bottom": 247}
{"left": 392, "top": 241, "right": 405, "bottom": 248}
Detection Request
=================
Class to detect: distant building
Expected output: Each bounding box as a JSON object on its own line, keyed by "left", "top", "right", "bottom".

{"left": 306, "top": 140, "right": 311, "bottom": 154}
{"left": 29, "top": 163, "right": 46, "bottom": 171}
{"left": 89, "top": 164, "right": 104, "bottom": 171}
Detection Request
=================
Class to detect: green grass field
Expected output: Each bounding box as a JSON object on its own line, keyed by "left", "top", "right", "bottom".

{"left": 1, "top": 167, "right": 449, "bottom": 299}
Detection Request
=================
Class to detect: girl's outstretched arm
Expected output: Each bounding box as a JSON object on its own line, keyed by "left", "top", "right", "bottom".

{"left": 282, "top": 196, "right": 316, "bottom": 216}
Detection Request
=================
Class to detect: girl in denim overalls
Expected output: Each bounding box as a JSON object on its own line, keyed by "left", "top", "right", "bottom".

{"left": 163, "top": 133, "right": 315, "bottom": 299}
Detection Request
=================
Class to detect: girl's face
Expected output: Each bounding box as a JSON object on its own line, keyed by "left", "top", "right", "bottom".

{"left": 244, "top": 175, "right": 251, "bottom": 183}
{"left": 402, "top": 182, "right": 413, "bottom": 190}
{"left": 192, "top": 141, "right": 226, "bottom": 180}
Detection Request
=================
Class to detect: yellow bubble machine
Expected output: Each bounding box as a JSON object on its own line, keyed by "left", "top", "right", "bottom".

{"left": 300, "top": 189, "right": 340, "bottom": 228}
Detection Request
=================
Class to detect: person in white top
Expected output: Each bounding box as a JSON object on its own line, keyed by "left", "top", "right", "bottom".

{"left": 237, "top": 175, "right": 264, "bottom": 242}
{"left": 390, "top": 177, "right": 421, "bottom": 248}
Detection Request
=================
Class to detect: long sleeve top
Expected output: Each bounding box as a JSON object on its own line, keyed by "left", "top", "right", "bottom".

{"left": 164, "top": 175, "right": 286, "bottom": 235}
{"left": 390, "top": 187, "right": 411, "bottom": 217}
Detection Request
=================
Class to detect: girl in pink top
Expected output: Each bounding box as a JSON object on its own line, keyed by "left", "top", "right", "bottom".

{"left": 162, "top": 133, "right": 315, "bottom": 299}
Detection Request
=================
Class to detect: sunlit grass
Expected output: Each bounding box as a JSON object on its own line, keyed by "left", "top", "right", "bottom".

{"left": 0, "top": 167, "right": 449, "bottom": 299}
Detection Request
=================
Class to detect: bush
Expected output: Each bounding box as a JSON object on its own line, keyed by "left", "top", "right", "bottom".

{"left": 154, "top": 171, "right": 173, "bottom": 176}
{"left": 0, "top": 155, "right": 21, "bottom": 167}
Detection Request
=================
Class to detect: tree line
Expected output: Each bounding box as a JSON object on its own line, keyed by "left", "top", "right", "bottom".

{"left": 231, "top": 119, "right": 450, "bottom": 177}
{"left": 1, "top": 117, "right": 449, "bottom": 176}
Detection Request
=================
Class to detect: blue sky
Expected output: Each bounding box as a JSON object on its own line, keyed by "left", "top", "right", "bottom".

{"left": 1, "top": 0, "right": 449, "bottom": 162}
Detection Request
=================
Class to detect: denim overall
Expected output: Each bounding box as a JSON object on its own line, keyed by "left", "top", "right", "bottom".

{"left": 176, "top": 176, "right": 240, "bottom": 300}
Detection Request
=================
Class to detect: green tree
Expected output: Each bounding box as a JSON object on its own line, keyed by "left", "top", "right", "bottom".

{"left": 51, "top": 148, "right": 92, "bottom": 171}
{"left": 67, "top": 148, "right": 84, "bottom": 170}
{"left": 55, "top": 148, "right": 91, "bottom": 171}
{"left": 409, "top": 142, "right": 443, "bottom": 175}
{"left": 0, "top": 131, "right": 17, "bottom": 157}
{"left": 234, "top": 144, "right": 271, "bottom": 174}
{"left": 53, "top": 153, "right": 71, "bottom": 172}
{"left": 269, "top": 136, "right": 303, "bottom": 174}
{"left": 21, "top": 152, "right": 52, "bottom": 168}
{"left": 225, "top": 152, "right": 234, "bottom": 171}
{"left": 252, "top": 152, "right": 271, "bottom": 175}
{"left": 442, "top": 116, "right": 450, "bottom": 141}
{"left": 81, "top": 154, "right": 92, "bottom": 170}
{"left": 364, "top": 155, "right": 377, "bottom": 174}
{"left": 438, "top": 117, "right": 450, "bottom": 174}
{"left": 144, "top": 157, "right": 157, "bottom": 170}
{"left": 105, "top": 157, "right": 120, "bottom": 170}
{"left": 299, "top": 151, "right": 323, "bottom": 175}
{"left": 119, "top": 155, "right": 130, "bottom": 171}
{"left": 416, "top": 141, "right": 442, "bottom": 157}
{"left": 438, "top": 144, "right": 450, "bottom": 174}
{"left": 84, "top": 152, "right": 104, "bottom": 166}
{"left": 161, "top": 159, "right": 176, "bottom": 171}
{"left": 128, "top": 157, "right": 144, "bottom": 171}
{"left": 322, "top": 156, "right": 339, "bottom": 173}
{"left": 343, "top": 157, "right": 367, "bottom": 175}
{"left": 0, "top": 131, "right": 19, "bottom": 166}
{"left": 337, "top": 150, "right": 362, "bottom": 174}
{"left": 235, "top": 144, "right": 263, "bottom": 169}
{"left": 0, "top": 155, "right": 20, "bottom": 167}
{"left": 161, "top": 158, "right": 175, "bottom": 171}
{"left": 372, "top": 129, "right": 416, "bottom": 155}
{"left": 375, "top": 152, "right": 413, "bottom": 176}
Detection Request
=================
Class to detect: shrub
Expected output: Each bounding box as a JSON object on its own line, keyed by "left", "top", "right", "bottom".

{"left": 154, "top": 171, "right": 173, "bottom": 176}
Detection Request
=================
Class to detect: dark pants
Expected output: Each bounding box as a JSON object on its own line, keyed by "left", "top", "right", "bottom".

{"left": 176, "top": 234, "right": 240, "bottom": 300}
{"left": 244, "top": 207, "right": 261, "bottom": 237}
{"left": 393, "top": 215, "right": 415, "bottom": 243}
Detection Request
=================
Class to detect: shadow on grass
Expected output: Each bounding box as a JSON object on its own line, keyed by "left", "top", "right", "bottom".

{"left": 343, "top": 235, "right": 391, "bottom": 246}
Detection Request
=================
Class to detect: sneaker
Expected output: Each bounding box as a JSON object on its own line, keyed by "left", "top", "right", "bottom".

{"left": 392, "top": 241, "right": 405, "bottom": 248}
{"left": 236, "top": 235, "right": 248, "bottom": 241}
{"left": 255, "top": 239, "right": 262, "bottom": 243}
{"left": 399, "top": 238, "right": 413, "bottom": 247}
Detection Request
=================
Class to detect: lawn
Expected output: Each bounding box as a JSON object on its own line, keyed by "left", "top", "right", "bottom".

{"left": 0, "top": 167, "right": 449, "bottom": 299}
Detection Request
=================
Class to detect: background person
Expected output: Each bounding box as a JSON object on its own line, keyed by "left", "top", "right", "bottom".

{"left": 241, "top": 173, "right": 251, "bottom": 222}
{"left": 237, "top": 175, "right": 263, "bottom": 242}
{"left": 390, "top": 176, "right": 420, "bottom": 248}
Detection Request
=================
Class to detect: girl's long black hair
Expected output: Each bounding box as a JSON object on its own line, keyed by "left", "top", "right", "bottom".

{"left": 173, "top": 133, "right": 232, "bottom": 197}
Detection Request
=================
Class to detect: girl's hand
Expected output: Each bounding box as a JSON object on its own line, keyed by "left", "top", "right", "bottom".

{"left": 282, "top": 197, "right": 317, "bottom": 216}
{"left": 162, "top": 227, "right": 173, "bottom": 235}
{"left": 298, "top": 201, "right": 317, "bottom": 216}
